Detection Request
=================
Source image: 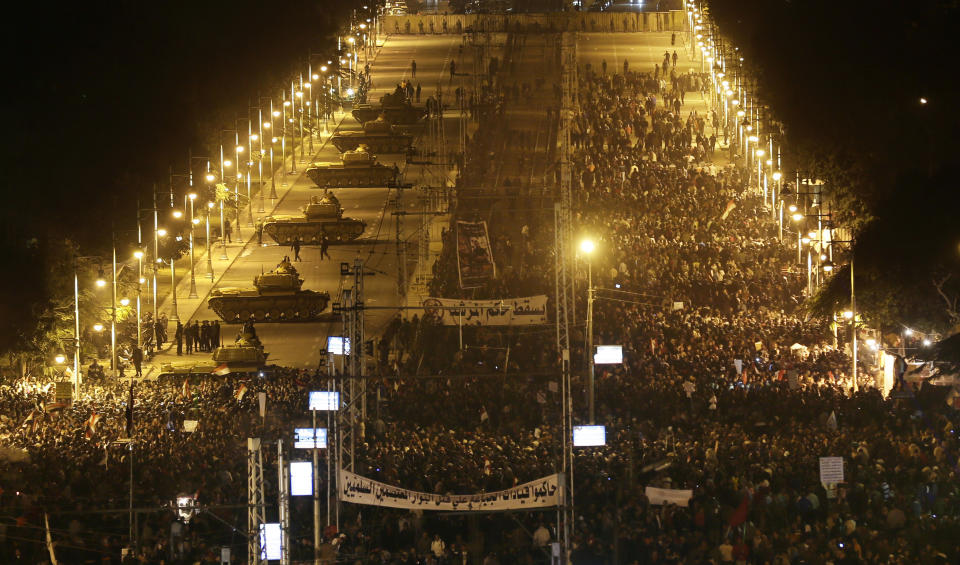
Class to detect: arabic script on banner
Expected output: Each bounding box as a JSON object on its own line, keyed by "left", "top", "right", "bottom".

{"left": 339, "top": 469, "right": 562, "bottom": 511}
{"left": 422, "top": 296, "right": 548, "bottom": 326}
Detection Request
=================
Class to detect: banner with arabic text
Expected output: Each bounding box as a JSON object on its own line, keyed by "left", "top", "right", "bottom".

{"left": 339, "top": 469, "right": 562, "bottom": 511}
{"left": 456, "top": 221, "right": 495, "bottom": 288}
{"left": 422, "top": 296, "right": 548, "bottom": 326}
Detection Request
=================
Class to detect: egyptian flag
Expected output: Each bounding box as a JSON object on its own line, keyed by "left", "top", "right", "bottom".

{"left": 84, "top": 413, "right": 101, "bottom": 440}
{"left": 45, "top": 402, "right": 68, "bottom": 413}
{"left": 181, "top": 379, "right": 191, "bottom": 399}
{"left": 235, "top": 383, "right": 248, "bottom": 401}
{"left": 729, "top": 494, "right": 749, "bottom": 527}
{"left": 719, "top": 199, "right": 737, "bottom": 220}
{"left": 212, "top": 364, "right": 231, "bottom": 376}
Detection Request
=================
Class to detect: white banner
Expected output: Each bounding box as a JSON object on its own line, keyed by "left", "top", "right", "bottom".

{"left": 645, "top": 486, "right": 693, "bottom": 507}
{"left": 422, "top": 296, "right": 548, "bottom": 326}
{"left": 339, "top": 469, "right": 562, "bottom": 511}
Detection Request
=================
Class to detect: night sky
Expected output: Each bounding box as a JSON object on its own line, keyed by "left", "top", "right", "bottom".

{"left": 2, "top": 0, "right": 352, "bottom": 349}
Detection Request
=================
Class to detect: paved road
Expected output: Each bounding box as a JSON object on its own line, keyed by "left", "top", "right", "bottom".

{"left": 146, "top": 33, "right": 494, "bottom": 372}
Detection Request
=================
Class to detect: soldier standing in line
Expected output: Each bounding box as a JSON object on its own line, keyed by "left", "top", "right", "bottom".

{"left": 175, "top": 321, "right": 184, "bottom": 356}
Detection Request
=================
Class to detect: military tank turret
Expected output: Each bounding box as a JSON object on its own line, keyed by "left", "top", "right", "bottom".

{"left": 332, "top": 116, "right": 414, "bottom": 154}
{"left": 207, "top": 259, "right": 331, "bottom": 322}
{"left": 352, "top": 88, "right": 427, "bottom": 125}
{"left": 261, "top": 193, "right": 366, "bottom": 245}
{"left": 211, "top": 320, "right": 268, "bottom": 369}
{"left": 305, "top": 145, "right": 400, "bottom": 188}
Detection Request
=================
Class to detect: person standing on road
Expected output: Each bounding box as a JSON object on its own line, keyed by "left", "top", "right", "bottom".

{"left": 449, "top": 60, "right": 456, "bottom": 81}
{"left": 224, "top": 218, "right": 233, "bottom": 243}
{"left": 185, "top": 323, "right": 194, "bottom": 355}
{"left": 672, "top": 50, "right": 678, "bottom": 68}
{"left": 255, "top": 218, "right": 263, "bottom": 245}
{"left": 213, "top": 320, "right": 222, "bottom": 348}
{"left": 132, "top": 346, "right": 143, "bottom": 377}
{"left": 411, "top": 59, "right": 417, "bottom": 78}
{"left": 320, "top": 234, "right": 331, "bottom": 261}
{"left": 175, "top": 321, "right": 183, "bottom": 356}
{"left": 415, "top": 82, "right": 421, "bottom": 103}
{"left": 292, "top": 237, "right": 302, "bottom": 261}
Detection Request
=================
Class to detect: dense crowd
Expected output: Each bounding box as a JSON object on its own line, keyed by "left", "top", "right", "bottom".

{"left": 2, "top": 56, "right": 960, "bottom": 565}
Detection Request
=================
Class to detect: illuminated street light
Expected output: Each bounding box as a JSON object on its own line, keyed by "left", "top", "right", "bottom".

{"left": 54, "top": 352, "right": 66, "bottom": 365}
{"left": 93, "top": 322, "right": 105, "bottom": 332}
{"left": 773, "top": 172, "right": 783, "bottom": 181}
{"left": 120, "top": 297, "right": 130, "bottom": 307}
{"left": 157, "top": 228, "right": 167, "bottom": 237}
{"left": 579, "top": 239, "right": 596, "bottom": 254}
{"left": 843, "top": 310, "right": 854, "bottom": 320}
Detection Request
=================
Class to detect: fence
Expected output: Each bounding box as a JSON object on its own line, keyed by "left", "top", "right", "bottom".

{"left": 383, "top": 11, "right": 685, "bottom": 35}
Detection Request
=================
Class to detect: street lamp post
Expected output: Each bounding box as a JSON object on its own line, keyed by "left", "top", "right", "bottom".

{"left": 187, "top": 193, "right": 198, "bottom": 299}
{"left": 580, "top": 238, "right": 596, "bottom": 424}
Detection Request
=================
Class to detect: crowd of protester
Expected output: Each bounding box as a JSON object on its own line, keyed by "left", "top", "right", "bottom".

{"left": 2, "top": 56, "right": 960, "bottom": 565}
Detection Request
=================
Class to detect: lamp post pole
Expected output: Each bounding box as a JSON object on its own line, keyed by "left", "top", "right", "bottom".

{"left": 187, "top": 194, "right": 198, "bottom": 299}
{"left": 586, "top": 258, "right": 595, "bottom": 424}
{"left": 266, "top": 98, "right": 279, "bottom": 199}
{"left": 111, "top": 242, "right": 117, "bottom": 377}
{"left": 205, "top": 201, "right": 214, "bottom": 280}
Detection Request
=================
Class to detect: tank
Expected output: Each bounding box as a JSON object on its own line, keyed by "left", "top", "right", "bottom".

{"left": 158, "top": 322, "right": 268, "bottom": 375}
{"left": 332, "top": 116, "right": 414, "bottom": 154}
{"left": 207, "top": 260, "right": 331, "bottom": 322}
{"left": 305, "top": 145, "right": 399, "bottom": 188}
{"left": 352, "top": 88, "right": 428, "bottom": 125}
{"left": 261, "top": 193, "right": 366, "bottom": 245}
{"left": 211, "top": 321, "right": 268, "bottom": 369}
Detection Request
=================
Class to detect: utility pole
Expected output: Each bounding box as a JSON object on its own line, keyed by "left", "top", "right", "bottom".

{"left": 247, "top": 438, "right": 265, "bottom": 564}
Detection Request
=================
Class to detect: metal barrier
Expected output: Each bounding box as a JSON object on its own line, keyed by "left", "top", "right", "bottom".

{"left": 383, "top": 11, "right": 685, "bottom": 35}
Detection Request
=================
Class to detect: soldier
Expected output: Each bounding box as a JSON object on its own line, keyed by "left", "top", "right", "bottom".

{"left": 213, "top": 320, "right": 222, "bottom": 348}
{"left": 320, "top": 234, "right": 331, "bottom": 261}
{"left": 131, "top": 346, "right": 143, "bottom": 377}
{"left": 293, "top": 237, "right": 302, "bottom": 262}
{"left": 175, "top": 321, "right": 184, "bottom": 356}
{"left": 185, "top": 322, "right": 193, "bottom": 354}
{"left": 256, "top": 218, "right": 264, "bottom": 246}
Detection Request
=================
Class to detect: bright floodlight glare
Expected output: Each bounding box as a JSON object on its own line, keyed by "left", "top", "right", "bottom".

{"left": 263, "top": 121, "right": 271, "bottom": 128}
{"left": 236, "top": 145, "right": 244, "bottom": 153}
{"left": 792, "top": 212, "right": 804, "bottom": 221}
{"left": 756, "top": 149, "right": 765, "bottom": 157}
{"left": 320, "top": 65, "right": 327, "bottom": 72}
{"left": 312, "top": 73, "right": 319, "bottom": 80}
{"left": 788, "top": 204, "right": 798, "bottom": 213}
{"left": 905, "top": 328, "right": 913, "bottom": 336}
{"left": 95, "top": 278, "right": 107, "bottom": 288}
{"left": 54, "top": 353, "right": 66, "bottom": 364}
{"left": 188, "top": 192, "right": 197, "bottom": 200}
{"left": 250, "top": 133, "right": 259, "bottom": 141}
{"left": 93, "top": 322, "right": 104, "bottom": 332}
{"left": 192, "top": 218, "right": 200, "bottom": 225}
{"left": 920, "top": 97, "right": 927, "bottom": 104}
{"left": 843, "top": 311, "right": 854, "bottom": 319}
{"left": 579, "top": 239, "right": 596, "bottom": 254}
{"left": 224, "top": 160, "right": 233, "bottom": 167}
{"left": 157, "top": 228, "right": 168, "bottom": 237}
{"left": 923, "top": 338, "right": 932, "bottom": 346}
{"left": 172, "top": 210, "right": 183, "bottom": 219}
{"left": 205, "top": 172, "right": 216, "bottom": 182}
{"left": 773, "top": 172, "right": 783, "bottom": 181}
{"left": 272, "top": 110, "right": 281, "bottom": 117}
{"left": 822, "top": 262, "right": 834, "bottom": 272}
{"left": 120, "top": 297, "right": 130, "bottom": 307}
{"left": 207, "top": 201, "right": 214, "bottom": 209}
